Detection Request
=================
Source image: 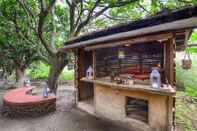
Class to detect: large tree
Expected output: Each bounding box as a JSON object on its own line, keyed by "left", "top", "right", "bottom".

{"left": 0, "top": 37, "right": 42, "bottom": 86}
{"left": 12, "top": 0, "right": 197, "bottom": 93}
{"left": 0, "top": 0, "right": 44, "bottom": 86}
{"left": 13, "top": 0, "right": 142, "bottom": 93}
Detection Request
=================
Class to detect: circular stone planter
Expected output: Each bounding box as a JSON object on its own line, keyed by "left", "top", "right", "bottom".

{"left": 2, "top": 87, "right": 56, "bottom": 117}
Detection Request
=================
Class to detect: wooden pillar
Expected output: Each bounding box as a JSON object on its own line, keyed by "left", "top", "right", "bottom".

{"left": 74, "top": 49, "right": 79, "bottom": 102}
{"left": 92, "top": 50, "right": 96, "bottom": 109}
{"left": 172, "top": 37, "right": 176, "bottom": 131}
{"left": 173, "top": 38, "right": 176, "bottom": 87}
{"left": 92, "top": 50, "right": 96, "bottom": 79}
{"left": 77, "top": 48, "right": 85, "bottom": 101}
{"left": 165, "top": 38, "right": 176, "bottom": 85}
{"left": 164, "top": 37, "right": 176, "bottom": 131}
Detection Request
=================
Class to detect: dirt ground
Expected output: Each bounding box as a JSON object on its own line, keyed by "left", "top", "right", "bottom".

{"left": 0, "top": 81, "right": 130, "bottom": 131}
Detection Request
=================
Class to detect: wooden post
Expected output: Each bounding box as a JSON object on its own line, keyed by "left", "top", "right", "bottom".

{"left": 78, "top": 48, "right": 85, "bottom": 101}
{"left": 92, "top": 50, "right": 96, "bottom": 110}
{"left": 172, "top": 37, "right": 176, "bottom": 131}
{"left": 173, "top": 38, "right": 176, "bottom": 87}
{"left": 165, "top": 37, "right": 176, "bottom": 131}
{"left": 74, "top": 49, "right": 79, "bottom": 102}
{"left": 165, "top": 38, "right": 175, "bottom": 85}
{"left": 92, "top": 50, "right": 96, "bottom": 79}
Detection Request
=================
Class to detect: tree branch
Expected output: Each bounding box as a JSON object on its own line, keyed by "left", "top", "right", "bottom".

{"left": 92, "top": 6, "right": 109, "bottom": 18}
{"left": 68, "top": 1, "right": 76, "bottom": 35}
{"left": 50, "top": 7, "right": 56, "bottom": 48}
{"left": 73, "top": 0, "right": 101, "bottom": 36}
{"left": 101, "top": 13, "right": 128, "bottom": 21}
{"left": 137, "top": 3, "right": 151, "bottom": 14}
{"left": 74, "top": 1, "right": 83, "bottom": 29}
{"left": 107, "top": 0, "right": 138, "bottom": 8}
{"left": 38, "top": 0, "right": 57, "bottom": 56}
{"left": 16, "top": 0, "right": 36, "bottom": 20}
{"left": 16, "top": 0, "right": 37, "bottom": 34}
{"left": 178, "top": 0, "right": 194, "bottom": 4}
{"left": 37, "top": 51, "right": 50, "bottom": 65}
{"left": 66, "top": 0, "right": 71, "bottom": 7}
{"left": 12, "top": 11, "right": 37, "bottom": 46}
{"left": 74, "top": 0, "right": 138, "bottom": 36}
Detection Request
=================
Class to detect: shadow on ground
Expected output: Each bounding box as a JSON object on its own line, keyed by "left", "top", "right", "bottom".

{"left": 0, "top": 81, "right": 131, "bottom": 131}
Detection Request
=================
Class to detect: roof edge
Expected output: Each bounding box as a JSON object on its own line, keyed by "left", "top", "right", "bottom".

{"left": 60, "top": 17, "right": 197, "bottom": 52}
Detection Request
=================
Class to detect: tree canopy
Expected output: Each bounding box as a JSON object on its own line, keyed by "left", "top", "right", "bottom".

{"left": 0, "top": 0, "right": 45, "bottom": 85}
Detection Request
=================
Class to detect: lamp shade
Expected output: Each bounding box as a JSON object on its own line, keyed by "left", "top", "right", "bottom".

{"left": 118, "top": 49, "right": 125, "bottom": 59}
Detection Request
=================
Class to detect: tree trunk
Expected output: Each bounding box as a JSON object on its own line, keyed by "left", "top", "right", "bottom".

{"left": 47, "top": 53, "right": 68, "bottom": 94}
{"left": 15, "top": 68, "right": 26, "bottom": 87}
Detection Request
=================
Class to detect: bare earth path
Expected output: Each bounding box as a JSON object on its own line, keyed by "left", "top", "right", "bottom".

{"left": 0, "top": 81, "right": 130, "bottom": 131}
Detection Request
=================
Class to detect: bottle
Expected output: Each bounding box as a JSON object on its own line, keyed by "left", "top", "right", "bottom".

{"left": 150, "top": 69, "right": 161, "bottom": 88}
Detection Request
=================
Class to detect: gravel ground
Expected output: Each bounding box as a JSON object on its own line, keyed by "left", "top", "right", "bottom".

{"left": 0, "top": 82, "right": 130, "bottom": 131}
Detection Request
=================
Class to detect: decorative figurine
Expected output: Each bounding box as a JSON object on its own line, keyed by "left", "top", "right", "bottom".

{"left": 24, "top": 79, "right": 31, "bottom": 87}
{"left": 150, "top": 68, "right": 161, "bottom": 88}
{"left": 86, "top": 66, "right": 93, "bottom": 79}
{"left": 43, "top": 81, "right": 49, "bottom": 98}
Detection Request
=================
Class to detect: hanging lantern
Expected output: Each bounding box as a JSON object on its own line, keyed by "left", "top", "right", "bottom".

{"left": 150, "top": 68, "right": 161, "bottom": 88}
{"left": 181, "top": 50, "right": 192, "bottom": 70}
{"left": 118, "top": 48, "right": 125, "bottom": 59}
{"left": 86, "top": 66, "right": 93, "bottom": 79}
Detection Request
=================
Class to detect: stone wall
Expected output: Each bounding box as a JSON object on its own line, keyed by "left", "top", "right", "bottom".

{"left": 94, "top": 84, "right": 173, "bottom": 131}
{"left": 2, "top": 101, "right": 56, "bottom": 118}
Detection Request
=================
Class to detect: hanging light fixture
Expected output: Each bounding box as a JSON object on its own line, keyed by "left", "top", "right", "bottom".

{"left": 124, "top": 44, "right": 131, "bottom": 47}
{"left": 118, "top": 48, "right": 125, "bottom": 59}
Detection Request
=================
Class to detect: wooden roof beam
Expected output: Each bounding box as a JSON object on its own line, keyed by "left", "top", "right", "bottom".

{"left": 85, "top": 33, "right": 173, "bottom": 51}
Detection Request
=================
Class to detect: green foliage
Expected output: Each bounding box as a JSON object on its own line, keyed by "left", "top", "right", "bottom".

{"left": 188, "top": 30, "right": 197, "bottom": 53}
{"left": 27, "top": 62, "right": 74, "bottom": 81}
{"left": 91, "top": 0, "right": 197, "bottom": 29}
{"left": 186, "top": 86, "right": 197, "bottom": 98}
{"left": 26, "top": 62, "right": 49, "bottom": 79}
{"left": 176, "top": 53, "right": 197, "bottom": 130}
{"left": 176, "top": 53, "right": 197, "bottom": 97}
{"left": 0, "top": 0, "right": 43, "bottom": 75}
{"left": 176, "top": 92, "right": 197, "bottom": 131}
{"left": 190, "top": 31, "right": 197, "bottom": 42}
{"left": 59, "top": 69, "right": 74, "bottom": 81}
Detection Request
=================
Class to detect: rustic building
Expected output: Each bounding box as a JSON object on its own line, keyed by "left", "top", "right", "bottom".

{"left": 61, "top": 6, "right": 197, "bottom": 131}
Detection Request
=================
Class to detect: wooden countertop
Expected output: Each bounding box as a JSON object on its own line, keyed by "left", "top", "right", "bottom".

{"left": 80, "top": 77, "right": 176, "bottom": 96}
